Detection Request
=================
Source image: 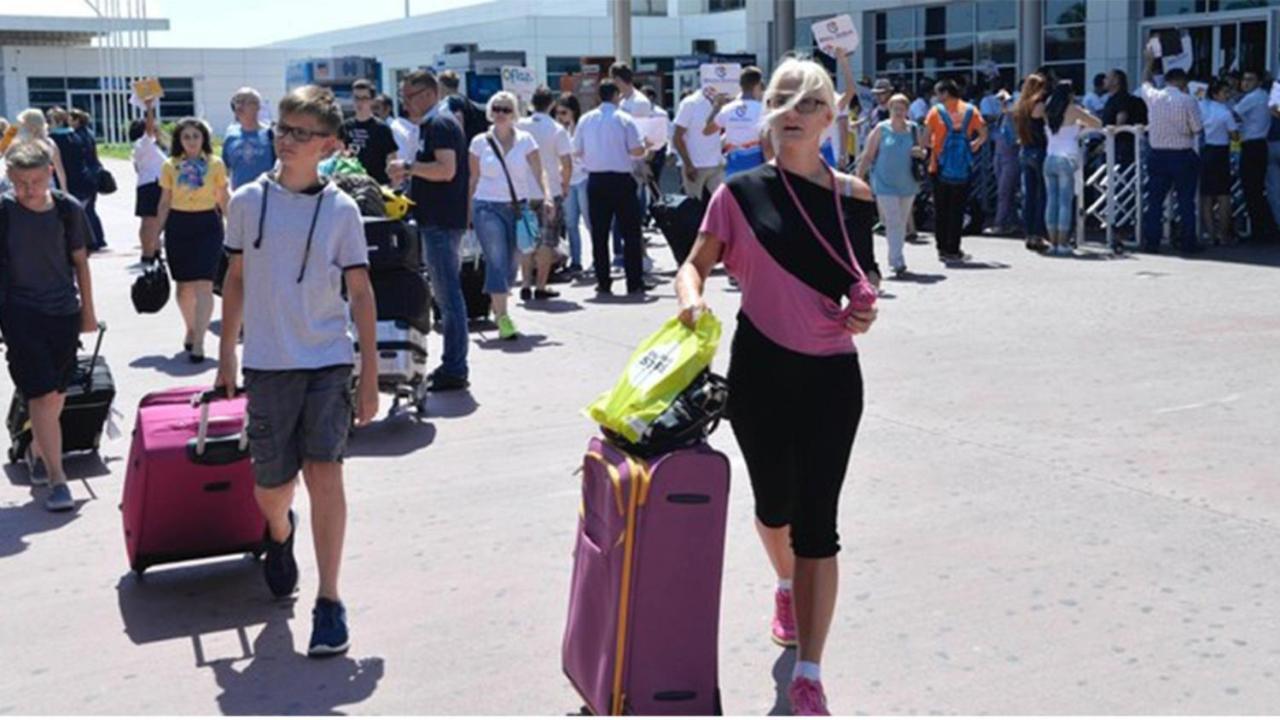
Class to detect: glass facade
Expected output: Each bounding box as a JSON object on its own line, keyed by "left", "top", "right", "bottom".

{"left": 1145, "top": 0, "right": 1280, "bottom": 15}
{"left": 871, "top": 1, "right": 1018, "bottom": 95}
{"left": 1041, "top": 0, "right": 1087, "bottom": 93}
{"left": 28, "top": 77, "right": 196, "bottom": 138}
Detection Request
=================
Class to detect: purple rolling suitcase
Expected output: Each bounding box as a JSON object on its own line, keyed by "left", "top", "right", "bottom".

{"left": 562, "top": 436, "right": 730, "bottom": 715}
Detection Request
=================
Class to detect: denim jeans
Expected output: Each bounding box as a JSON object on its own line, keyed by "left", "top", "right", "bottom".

{"left": 563, "top": 179, "right": 590, "bottom": 267}
{"left": 1042, "top": 154, "right": 1077, "bottom": 234}
{"left": 1143, "top": 148, "right": 1200, "bottom": 250}
{"left": 994, "top": 142, "right": 1021, "bottom": 229}
{"left": 420, "top": 224, "right": 468, "bottom": 379}
{"left": 1020, "top": 146, "right": 1047, "bottom": 238}
{"left": 472, "top": 200, "right": 520, "bottom": 294}
{"left": 1268, "top": 141, "right": 1280, "bottom": 235}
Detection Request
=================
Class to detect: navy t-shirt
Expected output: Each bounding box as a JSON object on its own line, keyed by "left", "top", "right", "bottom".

{"left": 410, "top": 111, "right": 469, "bottom": 230}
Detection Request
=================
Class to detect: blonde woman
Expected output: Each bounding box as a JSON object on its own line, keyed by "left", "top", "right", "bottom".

{"left": 15, "top": 109, "right": 68, "bottom": 191}
{"left": 677, "top": 58, "right": 881, "bottom": 715}
{"left": 467, "top": 90, "right": 551, "bottom": 341}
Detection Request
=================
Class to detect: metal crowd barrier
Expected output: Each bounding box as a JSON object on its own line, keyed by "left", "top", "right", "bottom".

{"left": 1075, "top": 125, "right": 1146, "bottom": 248}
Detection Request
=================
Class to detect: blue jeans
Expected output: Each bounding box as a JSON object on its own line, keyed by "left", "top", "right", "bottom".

{"left": 472, "top": 200, "right": 520, "bottom": 294}
{"left": 1020, "top": 146, "right": 1047, "bottom": 238}
{"left": 420, "top": 224, "right": 468, "bottom": 379}
{"left": 563, "top": 179, "right": 590, "bottom": 267}
{"left": 1043, "top": 154, "right": 1077, "bottom": 234}
{"left": 1143, "top": 148, "right": 1200, "bottom": 250}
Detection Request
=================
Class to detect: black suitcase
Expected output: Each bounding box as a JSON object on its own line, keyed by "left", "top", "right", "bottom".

{"left": 364, "top": 218, "right": 421, "bottom": 272}
{"left": 648, "top": 182, "right": 704, "bottom": 267}
{"left": 460, "top": 256, "right": 491, "bottom": 322}
{"left": 371, "top": 268, "right": 432, "bottom": 334}
{"left": 6, "top": 322, "right": 114, "bottom": 464}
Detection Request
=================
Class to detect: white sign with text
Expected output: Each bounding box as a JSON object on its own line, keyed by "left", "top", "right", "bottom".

{"left": 813, "top": 14, "right": 860, "bottom": 57}
{"left": 700, "top": 63, "right": 742, "bottom": 98}
{"left": 501, "top": 66, "right": 538, "bottom": 102}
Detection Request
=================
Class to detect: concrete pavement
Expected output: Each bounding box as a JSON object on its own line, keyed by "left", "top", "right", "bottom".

{"left": 1, "top": 158, "right": 1278, "bottom": 714}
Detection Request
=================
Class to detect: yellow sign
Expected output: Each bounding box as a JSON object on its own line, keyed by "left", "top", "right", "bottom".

{"left": 132, "top": 77, "right": 164, "bottom": 101}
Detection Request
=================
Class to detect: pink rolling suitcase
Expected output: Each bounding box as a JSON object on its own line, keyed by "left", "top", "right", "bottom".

{"left": 121, "top": 387, "right": 265, "bottom": 575}
{"left": 562, "top": 436, "right": 731, "bottom": 715}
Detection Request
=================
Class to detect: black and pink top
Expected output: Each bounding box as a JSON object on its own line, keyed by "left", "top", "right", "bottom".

{"left": 699, "top": 164, "right": 880, "bottom": 357}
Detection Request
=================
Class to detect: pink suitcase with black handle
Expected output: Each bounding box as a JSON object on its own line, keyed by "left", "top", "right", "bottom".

{"left": 121, "top": 387, "right": 265, "bottom": 575}
{"left": 562, "top": 436, "right": 730, "bottom": 715}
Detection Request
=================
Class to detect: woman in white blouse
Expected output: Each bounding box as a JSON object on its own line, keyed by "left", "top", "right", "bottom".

{"left": 468, "top": 90, "right": 551, "bottom": 342}
{"left": 1198, "top": 80, "right": 1239, "bottom": 245}
{"left": 129, "top": 99, "right": 168, "bottom": 263}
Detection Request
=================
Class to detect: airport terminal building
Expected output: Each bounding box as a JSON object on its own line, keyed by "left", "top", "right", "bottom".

{"left": 3, "top": 1, "right": 1278, "bottom": 137}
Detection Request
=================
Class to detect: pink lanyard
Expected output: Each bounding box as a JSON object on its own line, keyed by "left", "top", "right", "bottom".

{"left": 775, "top": 163, "right": 868, "bottom": 284}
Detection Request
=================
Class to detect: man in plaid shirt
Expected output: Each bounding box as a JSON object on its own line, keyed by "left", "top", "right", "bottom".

{"left": 1138, "top": 47, "right": 1204, "bottom": 254}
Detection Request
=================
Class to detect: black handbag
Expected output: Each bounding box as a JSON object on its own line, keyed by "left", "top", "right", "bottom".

{"left": 131, "top": 256, "right": 171, "bottom": 314}
{"left": 96, "top": 167, "right": 118, "bottom": 195}
{"left": 909, "top": 122, "right": 930, "bottom": 183}
{"left": 603, "top": 371, "right": 729, "bottom": 458}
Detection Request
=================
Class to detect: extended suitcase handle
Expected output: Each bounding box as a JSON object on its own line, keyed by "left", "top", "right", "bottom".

{"left": 193, "top": 387, "right": 248, "bottom": 458}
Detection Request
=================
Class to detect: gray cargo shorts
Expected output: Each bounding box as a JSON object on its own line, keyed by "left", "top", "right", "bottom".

{"left": 243, "top": 365, "right": 353, "bottom": 488}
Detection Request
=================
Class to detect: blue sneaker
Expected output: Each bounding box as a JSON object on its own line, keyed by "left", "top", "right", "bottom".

{"left": 44, "top": 482, "right": 74, "bottom": 512}
{"left": 262, "top": 510, "right": 298, "bottom": 599}
{"left": 308, "top": 598, "right": 350, "bottom": 657}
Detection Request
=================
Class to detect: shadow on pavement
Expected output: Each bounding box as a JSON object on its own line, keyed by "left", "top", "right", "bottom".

{"left": 346, "top": 416, "right": 436, "bottom": 458}
{"left": 130, "top": 353, "right": 215, "bottom": 377}
{"left": 583, "top": 294, "right": 661, "bottom": 306}
{"left": 116, "top": 563, "right": 384, "bottom": 714}
{"left": 944, "top": 260, "right": 1012, "bottom": 270}
{"left": 520, "top": 299, "right": 585, "bottom": 314}
{"left": 210, "top": 616, "right": 385, "bottom": 716}
{"left": 0, "top": 490, "right": 82, "bottom": 558}
{"left": 767, "top": 648, "right": 797, "bottom": 716}
{"left": 887, "top": 271, "right": 947, "bottom": 285}
{"left": 424, "top": 390, "right": 479, "bottom": 419}
{"left": 474, "top": 333, "right": 563, "bottom": 353}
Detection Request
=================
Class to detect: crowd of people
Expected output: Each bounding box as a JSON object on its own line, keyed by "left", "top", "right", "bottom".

{"left": 2, "top": 42, "right": 1278, "bottom": 715}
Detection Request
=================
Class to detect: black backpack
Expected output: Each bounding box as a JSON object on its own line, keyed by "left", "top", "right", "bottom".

{"left": 0, "top": 190, "right": 81, "bottom": 308}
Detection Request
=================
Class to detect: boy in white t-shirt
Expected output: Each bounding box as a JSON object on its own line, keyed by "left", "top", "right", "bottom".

{"left": 218, "top": 85, "right": 379, "bottom": 658}
{"left": 708, "top": 66, "right": 766, "bottom": 177}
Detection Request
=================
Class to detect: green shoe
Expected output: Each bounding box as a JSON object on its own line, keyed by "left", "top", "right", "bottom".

{"left": 497, "top": 314, "right": 519, "bottom": 341}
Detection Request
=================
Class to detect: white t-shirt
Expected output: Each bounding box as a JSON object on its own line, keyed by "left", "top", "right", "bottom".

{"left": 714, "top": 98, "right": 764, "bottom": 150}
{"left": 516, "top": 112, "right": 573, "bottom": 200}
{"left": 620, "top": 90, "right": 653, "bottom": 118}
{"left": 391, "top": 117, "right": 420, "bottom": 163}
{"left": 673, "top": 93, "right": 723, "bottom": 169}
{"left": 132, "top": 134, "right": 167, "bottom": 186}
{"left": 470, "top": 130, "right": 541, "bottom": 202}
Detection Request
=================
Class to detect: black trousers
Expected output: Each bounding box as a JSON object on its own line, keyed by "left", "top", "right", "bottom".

{"left": 1240, "top": 139, "right": 1277, "bottom": 240}
{"left": 933, "top": 177, "right": 969, "bottom": 256}
{"left": 587, "top": 172, "right": 643, "bottom": 291}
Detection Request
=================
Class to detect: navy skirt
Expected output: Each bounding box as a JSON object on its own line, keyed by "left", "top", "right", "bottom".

{"left": 1200, "top": 145, "right": 1232, "bottom": 197}
{"left": 164, "top": 209, "right": 224, "bottom": 282}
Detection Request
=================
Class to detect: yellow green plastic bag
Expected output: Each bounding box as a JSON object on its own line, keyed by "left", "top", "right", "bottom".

{"left": 586, "top": 312, "right": 722, "bottom": 443}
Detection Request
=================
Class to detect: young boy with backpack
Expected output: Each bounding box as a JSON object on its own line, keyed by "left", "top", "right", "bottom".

{"left": 0, "top": 141, "right": 98, "bottom": 512}
{"left": 216, "top": 85, "right": 379, "bottom": 657}
{"left": 924, "top": 78, "right": 988, "bottom": 264}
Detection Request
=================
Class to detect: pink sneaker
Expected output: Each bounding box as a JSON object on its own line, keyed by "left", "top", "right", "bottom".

{"left": 788, "top": 677, "right": 830, "bottom": 716}
{"left": 771, "top": 588, "right": 798, "bottom": 647}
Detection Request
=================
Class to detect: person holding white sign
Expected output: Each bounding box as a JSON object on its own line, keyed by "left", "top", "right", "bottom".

{"left": 707, "top": 66, "right": 766, "bottom": 177}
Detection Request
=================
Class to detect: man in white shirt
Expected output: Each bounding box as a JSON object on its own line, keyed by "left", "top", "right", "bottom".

{"left": 1233, "top": 69, "right": 1278, "bottom": 240}
{"left": 574, "top": 80, "right": 650, "bottom": 296}
{"left": 910, "top": 78, "right": 934, "bottom": 123}
{"left": 516, "top": 85, "right": 574, "bottom": 299}
{"left": 707, "top": 66, "right": 765, "bottom": 177}
{"left": 611, "top": 62, "right": 653, "bottom": 119}
{"left": 672, "top": 88, "right": 724, "bottom": 200}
